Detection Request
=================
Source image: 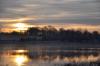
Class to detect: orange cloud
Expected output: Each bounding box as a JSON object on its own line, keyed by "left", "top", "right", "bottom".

{"left": 0, "top": 17, "right": 37, "bottom": 22}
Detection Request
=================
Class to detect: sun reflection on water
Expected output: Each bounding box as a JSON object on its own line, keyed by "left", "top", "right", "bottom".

{"left": 12, "top": 50, "right": 29, "bottom": 66}
{"left": 1, "top": 49, "right": 100, "bottom": 66}
{"left": 14, "top": 55, "right": 29, "bottom": 66}
{"left": 15, "top": 50, "right": 28, "bottom": 53}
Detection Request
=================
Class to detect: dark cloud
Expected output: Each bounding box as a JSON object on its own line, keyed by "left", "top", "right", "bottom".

{"left": 0, "top": 0, "right": 100, "bottom": 25}
{"left": 0, "top": 0, "right": 4, "bottom": 16}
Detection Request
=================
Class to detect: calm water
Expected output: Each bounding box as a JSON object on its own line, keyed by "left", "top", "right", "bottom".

{"left": 0, "top": 43, "right": 100, "bottom": 66}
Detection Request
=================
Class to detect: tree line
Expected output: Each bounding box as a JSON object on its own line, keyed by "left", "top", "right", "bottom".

{"left": 0, "top": 26, "right": 100, "bottom": 43}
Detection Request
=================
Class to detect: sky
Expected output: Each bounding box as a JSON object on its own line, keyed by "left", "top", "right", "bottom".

{"left": 0, "top": 0, "right": 100, "bottom": 32}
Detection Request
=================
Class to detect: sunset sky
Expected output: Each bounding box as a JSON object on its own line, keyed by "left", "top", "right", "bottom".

{"left": 0, "top": 0, "right": 100, "bottom": 32}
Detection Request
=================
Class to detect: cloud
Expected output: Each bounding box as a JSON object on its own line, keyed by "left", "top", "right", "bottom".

{"left": 1, "top": 0, "right": 100, "bottom": 18}
{"left": 0, "top": 0, "right": 100, "bottom": 32}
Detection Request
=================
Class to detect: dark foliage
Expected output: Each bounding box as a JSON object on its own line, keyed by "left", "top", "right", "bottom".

{"left": 0, "top": 26, "right": 100, "bottom": 43}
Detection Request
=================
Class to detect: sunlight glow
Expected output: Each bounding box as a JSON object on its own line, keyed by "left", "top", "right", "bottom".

{"left": 1, "top": 23, "right": 100, "bottom": 32}
{"left": 15, "top": 55, "right": 29, "bottom": 66}
{"left": 15, "top": 50, "right": 28, "bottom": 53}
{"left": 0, "top": 18, "right": 33, "bottom": 22}
{"left": 13, "top": 23, "right": 29, "bottom": 31}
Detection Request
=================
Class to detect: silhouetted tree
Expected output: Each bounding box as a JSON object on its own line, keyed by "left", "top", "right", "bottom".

{"left": 0, "top": 26, "right": 100, "bottom": 43}
{"left": 26, "top": 27, "right": 40, "bottom": 36}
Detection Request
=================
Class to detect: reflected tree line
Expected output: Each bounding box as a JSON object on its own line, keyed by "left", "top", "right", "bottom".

{"left": 0, "top": 26, "right": 100, "bottom": 43}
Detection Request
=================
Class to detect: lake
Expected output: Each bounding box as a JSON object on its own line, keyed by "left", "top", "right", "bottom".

{"left": 0, "top": 42, "right": 100, "bottom": 66}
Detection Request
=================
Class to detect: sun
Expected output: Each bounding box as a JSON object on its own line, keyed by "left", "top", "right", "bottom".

{"left": 13, "top": 23, "right": 29, "bottom": 32}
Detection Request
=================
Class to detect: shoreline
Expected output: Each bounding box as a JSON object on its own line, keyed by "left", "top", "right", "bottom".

{"left": 0, "top": 41, "right": 100, "bottom": 48}
{"left": 0, "top": 40, "right": 100, "bottom": 44}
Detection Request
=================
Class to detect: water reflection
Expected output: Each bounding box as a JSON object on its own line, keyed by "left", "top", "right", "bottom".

{"left": 0, "top": 50, "right": 30, "bottom": 66}
{"left": 14, "top": 55, "right": 29, "bottom": 66}
{"left": 15, "top": 50, "right": 28, "bottom": 53}
{"left": 0, "top": 48, "right": 100, "bottom": 66}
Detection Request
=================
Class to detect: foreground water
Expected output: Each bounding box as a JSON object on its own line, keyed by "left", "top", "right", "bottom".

{"left": 0, "top": 43, "right": 100, "bottom": 66}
